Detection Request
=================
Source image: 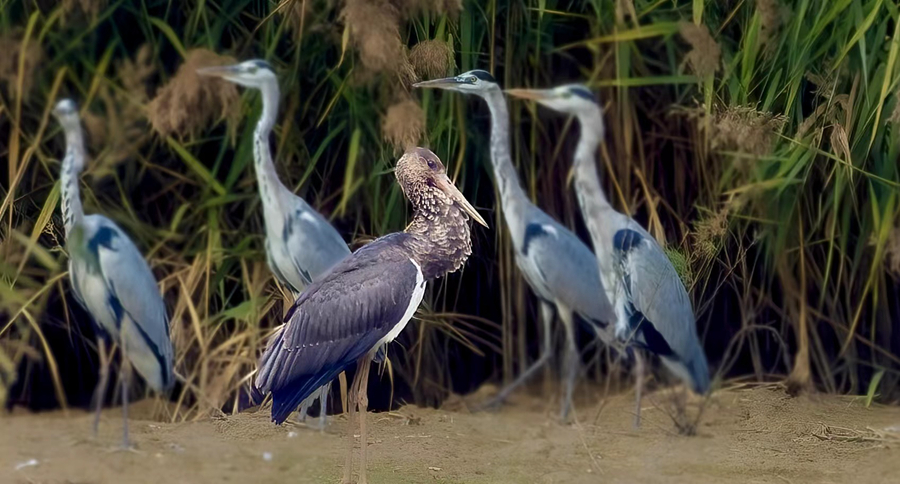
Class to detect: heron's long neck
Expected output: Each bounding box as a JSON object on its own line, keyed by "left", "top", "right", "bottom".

{"left": 483, "top": 90, "right": 528, "bottom": 218}
{"left": 572, "top": 111, "right": 618, "bottom": 252}
{"left": 253, "top": 82, "right": 288, "bottom": 208}
{"left": 60, "top": 127, "right": 85, "bottom": 239}
{"left": 405, "top": 199, "right": 473, "bottom": 280}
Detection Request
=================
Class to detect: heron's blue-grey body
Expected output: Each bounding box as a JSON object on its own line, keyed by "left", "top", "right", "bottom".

{"left": 198, "top": 60, "right": 351, "bottom": 427}
{"left": 254, "top": 148, "right": 486, "bottom": 484}
{"left": 506, "top": 84, "right": 710, "bottom": 426}
{"left": 54, "top": 98, "right": 174, "bottom": 447}
{"left": 414, "top": 71, "right": 618, "bottom": 422}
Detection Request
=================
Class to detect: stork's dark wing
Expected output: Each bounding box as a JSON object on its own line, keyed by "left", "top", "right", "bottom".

{"left": 254, "top": 235, "right": 423, "bottom": 423}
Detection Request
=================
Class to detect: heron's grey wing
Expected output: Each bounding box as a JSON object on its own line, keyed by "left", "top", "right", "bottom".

{"left": 283, "top": 204, "right": 351, "bottom": 284}
{"left": 255, "top": 234, "right": 424, "bottom": 423}
{"left": 517, "top": 219, "right": 616, "bottom": 340}
{"left": 91, "top": 218, "right": 174, "bottom": 392}
{"left": 614, "top": 228, "right": 710, "bottom": 393}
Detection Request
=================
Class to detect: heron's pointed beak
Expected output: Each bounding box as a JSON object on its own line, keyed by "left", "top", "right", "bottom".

{"left": 437, "top": 175, "right": 488, "bottom": 228}
{"left": 413, "top": 76, "right": 463, "bottom": 89}
{"left": 196, "top": 64, "right": 240, "bottom": 79}
{"left": 505, "top": 88, "right": 554, "bottom": 101}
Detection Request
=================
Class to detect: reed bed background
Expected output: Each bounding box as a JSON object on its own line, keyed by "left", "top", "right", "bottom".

{"left": 1, "top": 0, "right": 898, "bottom": 419}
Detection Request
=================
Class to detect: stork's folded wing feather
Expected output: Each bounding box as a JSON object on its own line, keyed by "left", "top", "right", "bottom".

{"left": 255, "top": 234, "right": 422, "bottom": 424}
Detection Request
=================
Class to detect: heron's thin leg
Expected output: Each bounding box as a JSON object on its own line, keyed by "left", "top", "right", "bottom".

{"left": 119, "top": 356, "right": 131, "bottom": 449}
{"left": 92, "top": 338, "right": 109, "bottom": 437}
{"left": 633, "top": 349, "right": 644, "bottom": 429}
{"left": 559, "top": 308, "right": 578, "bottom": 423}
{"left": 342, "top": 364, "right": 363, "bottom": 484}
{"left": 356, "top": 358, "right": 372, "bottom": 484}
{"left": 318, "top": 381, "right": 331, "bottom": 431}
{"left": 297, "top": 395, "right": 311, "bottom": 423}
{"left": 481, "top": 301, "right": 555, "bottom": 409}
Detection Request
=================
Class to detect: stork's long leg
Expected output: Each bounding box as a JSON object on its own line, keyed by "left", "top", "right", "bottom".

{"left": 342, "top": 365, "right": 363, "bottom": 484}
{"left": 633, "top": 349, "right": 644, "bottom": 429}
{"left": 356, "top": 359, "right": 372, "bottom": 484}
{"left": 91, "top": 338, "right": 109, "bottom": 437}
{"left": 559, "top": 307, "right": 578, "bottom": 423}
{"left": 481, "top": 301, "right": 555, "bottom": 408}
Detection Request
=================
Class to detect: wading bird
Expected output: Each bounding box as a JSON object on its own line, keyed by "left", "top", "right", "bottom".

{"left": 414, "top": 71, "right": 617, "bottom": 422}
{"left": 506, "top": 85, "right": 711, "bottom": 427}
{"left": 255, "top": 148, "right": 486, "bottom": 484}
{"left": 53, "top": 99, "right": 174, "bottom": 447}
{"left": 198, "top": 60, "right": 350, "bottom": 427}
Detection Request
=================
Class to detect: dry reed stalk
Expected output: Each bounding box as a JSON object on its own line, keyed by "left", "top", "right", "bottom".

{"left": 0, "top": 33, "right": 42, "bottom": 99}
{"left": 147, "top": 49, "right": 240, "bottom": 139}
{"left": 679, "top": 22, "right": 720, "bottom": 78}
{"left": 382, "top": 98, "right": 425, "bottom": 152}
{"left": 409, "top": 39, "right": 455, "bottom": 79}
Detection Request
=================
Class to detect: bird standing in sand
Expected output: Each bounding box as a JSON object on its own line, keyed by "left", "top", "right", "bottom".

{"left": 198, "top": 60, "right": 351, "bottom": 427}
{"left": 254, "top": 147, "right": 486, "bottom": 484}
{"left": 507, "top": 85, "right": 711, "bottom": 427}
{"left": 414, "top": 71, "right": 619, "bottom": 422}
{"left": 53, "top": 98, "right": 174, "bottom": 447}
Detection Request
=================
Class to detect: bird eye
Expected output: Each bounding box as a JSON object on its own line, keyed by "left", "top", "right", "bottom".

{"left": 247, "top": 66, "right": 258, "bottom": 74}
{"left": 561, "top": 92, "right": 572, "bottom": 99}
{"left": 426, "top": 158, "right": 437, "bottom": 170}
{"left": 468, "top": 76, "right": 478, "bottom": 83}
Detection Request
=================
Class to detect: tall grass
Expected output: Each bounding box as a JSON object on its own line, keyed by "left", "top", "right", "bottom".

{"left": 1, "top": 0, "right": 898, "bottom": 416}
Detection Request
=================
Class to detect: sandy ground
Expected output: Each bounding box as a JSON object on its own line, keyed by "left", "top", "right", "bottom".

{"left": 2, "top": 385, "right": 900, "bottom": 484}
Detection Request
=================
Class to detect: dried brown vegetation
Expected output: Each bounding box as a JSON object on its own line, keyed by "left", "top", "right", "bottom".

{"left": 147, "top": 49, "right": 240, "bottom": 139}
{"left": 679, "top": 21, "right": 720, "bottom": 77}
{"left": 382, "top": 98, "right": 425, "bottom": 152}
{"left": 0, "top": 33, "right": 42, "bottom": 99}
{"left": 887, "top": 226, "right": 900, "bottom": 276}
{"left": 61, "top": 0, "right": 108, "bottom": 18}
{"left": 83, "top": 45, "right": 156, "bottom": 177}
{"left": 757, "top": 0, "right": 787, "bottom": 51}
{"left": 709, "top": 106, "right": 786, "bottom": 157}
{"left": 409, "top": 40, "right": 455, "bottom": 79}
{"left": 693, "top": 207, "right": 728, "bottom": 262}
{"left": 341, "top": 0, "right": 416, "bottom": 84}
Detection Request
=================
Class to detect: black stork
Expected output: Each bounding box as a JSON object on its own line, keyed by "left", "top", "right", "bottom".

{"left": 254, "top": 147, "right": 487, "bottom": 484}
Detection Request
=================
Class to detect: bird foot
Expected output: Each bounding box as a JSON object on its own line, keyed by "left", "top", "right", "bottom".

{"left": 104, "top": 443, "right": 140, "bottom": 454}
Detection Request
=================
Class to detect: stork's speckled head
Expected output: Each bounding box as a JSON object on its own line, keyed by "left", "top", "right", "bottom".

{"left": 412, "top": 69, "right": 499, "bottom": 95}
{"left": 197, "top": 59, "right": 276, "bottom": 89}
{"left": 506, "top": 84, "right": 600, "bottom": 117}
{"left": 396, "top": 148, "right": 487, "bottom": 227}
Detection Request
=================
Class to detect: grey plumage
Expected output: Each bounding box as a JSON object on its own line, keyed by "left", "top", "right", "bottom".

{"left": 505, "top": 85, "right": 710, "bottom": 427}
{"left": 414, "top": 71, "right": 617, "bottom": 423}
{"left": 198, "top": 60, "right": 351, "bottom": 426}
{"left": 54, "top": 98, "right": 173, "bottom": 447}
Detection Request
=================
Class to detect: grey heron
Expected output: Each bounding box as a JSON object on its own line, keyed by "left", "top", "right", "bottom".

{"left": 197, "top": 60, "right": 351, "bottom": 427}
{"left": 507, "top": 85, "right": 711, "bottom": 427}
{"left": 254, "top": 147, "right": 486, "bottom": 484}
{"left": 53, "top": 98, "right": 174, "bottom": 447}
{"left": 414, "top": 71, "right": 618, "bottom": 422}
